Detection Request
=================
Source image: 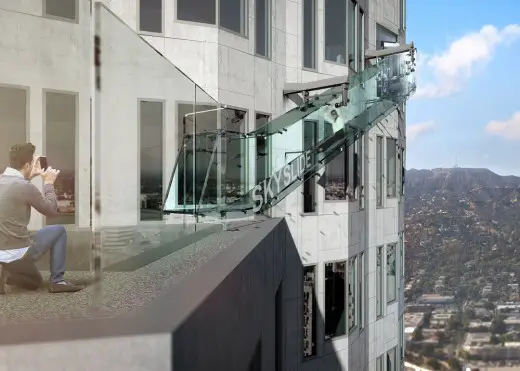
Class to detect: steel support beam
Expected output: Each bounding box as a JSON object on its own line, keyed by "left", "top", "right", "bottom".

{"left": 365, "top": 42, "right": 415, "bottom": 60}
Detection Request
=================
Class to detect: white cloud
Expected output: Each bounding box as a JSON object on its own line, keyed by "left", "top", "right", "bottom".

{"left": 485, "top": 112, "right": 520, "bottom": 140}
{"left": 414, "top": 24, "right": 520, "bottom": 99}
{"left": 407, "top": 121, "right": 435, "bottom": 141}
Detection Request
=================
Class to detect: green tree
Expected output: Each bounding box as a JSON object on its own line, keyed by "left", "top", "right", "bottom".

{"left": 413, "top": 327, "right": 424, "bottom": 341}
{"left": 490, "top": 334, "right": 500, "bottom": 344}
{"left": 490, "top": 316, "right": 507, "bottom": 334}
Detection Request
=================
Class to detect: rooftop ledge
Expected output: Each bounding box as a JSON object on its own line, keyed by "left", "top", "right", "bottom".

{"left": 0, "top": 217, "right": 280, "bottom": 346}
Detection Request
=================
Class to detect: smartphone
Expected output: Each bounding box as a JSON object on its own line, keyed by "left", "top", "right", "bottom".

{"left": 39, "top": 156, "right": 48, "bottom": 170}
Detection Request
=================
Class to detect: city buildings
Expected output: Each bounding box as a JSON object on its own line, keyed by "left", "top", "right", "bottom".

{"left": 0, "top": 0, "right": 414, "bottom": 369}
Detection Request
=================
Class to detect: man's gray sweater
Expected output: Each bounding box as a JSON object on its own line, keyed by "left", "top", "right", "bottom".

{"left": 0, "top": 174, "right": 57, "bottom": 250}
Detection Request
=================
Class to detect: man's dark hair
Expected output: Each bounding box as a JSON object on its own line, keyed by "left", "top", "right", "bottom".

{"left": 9, "top": 143, "right": 36, "bottom": 170}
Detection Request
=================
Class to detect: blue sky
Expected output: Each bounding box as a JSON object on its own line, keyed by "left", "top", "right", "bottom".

{"left": 406, "top": 0, "right": 520, "bottom": 176}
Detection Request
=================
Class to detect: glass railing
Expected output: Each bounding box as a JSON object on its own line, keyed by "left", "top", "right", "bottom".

{"left": 163, "top": 50, "right": 416, "bottom": 217}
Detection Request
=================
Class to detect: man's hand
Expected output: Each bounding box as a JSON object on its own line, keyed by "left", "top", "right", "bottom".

{"left": 41, "top": 167, "right": 60, "bottom": 185}
{"left": 29, "top": 156, "right": 43, "bottom": 180}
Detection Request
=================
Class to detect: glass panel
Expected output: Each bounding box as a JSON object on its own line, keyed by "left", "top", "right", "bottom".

{"left": 255, "top": 114, "right": 270, "bottom": 185}
{"left": 139, "top": 100, "right": 164, "bottom": 221}
{"left": 325, "top": 0, "right": 346, "bottom": 63}
{"left": 139, "top": 0, "right": 163, "bottom": 33}
{"left": 220, "top": 0, "right": 247, "bottom": 35}
{"left": 377, "top": 246, "right": 383, "bottom": 316}
{"left": 255, "top": 0, "right": 268, "bottom": 56}
{"left": 303, "top": 120, "right": 317, "bottom": 213}
{"left": 303, "top": 265, "right": 317, "bottom": 358}
{"left": 357, "top": 9, "right": 364, "bottom": 70}
{"left": 325, "top": 144, "right": 347, "bottom": 200}
{"left": 376, "top": 136, "right": 383, "bottom": 207}
{"left": 177, "top": 0, "right": 216, "bottom": 24}
{"left": 348, "top": 0, "right": 356, "bottom": 69}
{"left": 97, "top": 3, "right": 221, "bottom": 272}
{"left": 0, "top": 86, "right": 27, "bottom": 173}
{"left": 303, "top": 0, "right": 316, "bottom": 69}
{"left": 325, "top": 261, "right": 346, "bottom": 339}
{"left": 348, "top": 256, "right": 356, "bottom": 331}
{"left": 359, "top": 252, "right": 364, "bottom": 329}
{"left": 45, "top": 0, "right": 77, "bottom": 21}
{"left": 45, "top": 91, "right": 77, "bottom": 226}
{"left": 387, "top": 243, "right": 396, "bottom": 302}
{"left": 387, "top": 137, "right": 397, "bottom": 197}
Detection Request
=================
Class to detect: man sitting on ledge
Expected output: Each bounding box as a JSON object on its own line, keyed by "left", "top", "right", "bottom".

{"left": 0, "top": 143, "right": 83, "bottom": 293}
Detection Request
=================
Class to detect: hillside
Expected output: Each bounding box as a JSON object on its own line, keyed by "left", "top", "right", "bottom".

{"left": 404, "top": 167, "right": 520, "bottom": 302}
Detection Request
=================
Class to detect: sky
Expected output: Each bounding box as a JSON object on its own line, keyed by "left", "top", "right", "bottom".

{"left": 406, "top": 0, "right": 520, "bottom": 176}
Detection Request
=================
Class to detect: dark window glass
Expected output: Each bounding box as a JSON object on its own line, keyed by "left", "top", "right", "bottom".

{"left": 347, "top": 0, "right": 356, "bottom": 69}
{"left": 324, "top": 0, "right": 346, "bottom": 63}
{"left": 376, "top": 23, "right": 397, "bottom": 50}
{"left": 0, "top": 87, "right": 27, "bottom": 173}
{"left": 140, "top": 100, "right": 163, "bottom": 221}
{"left": 139, "top": 0, "right": 163, "bottom": 33}
{"left": 177, "top": 0, "right": 216, "bottom": 24}
{"left": 303, "top": 265, "right": 317, "bottom": 357}
{"left": 45, "top": 92, "right": 77, "bottom": 225}
{"left": 303, "top": 120, "right": 317, "bottom": 213}
{"left": 44, "top": 0, "right": 77, "bottom": 21}
{"left": 222, "top": 108, "right": 247, "bottom": 203}
{"left": 220, "top": 0, "right": 247, "bottom": 35}
{"left": 255, "top": 0, "right": 269, "bottom": 56}
{"left": 325, "top": 261, "right": 346, "bottom": 339}
{"left": 303, "top": 0, "right": 316, "bottom": 69}
{"left": 256, "top": 114, "right": 270, "bottom": 184}
{"left": 325, "top": 144, "right": 347, "bottom": 200}
{"left": 358, "top": 9, "right": 364, "bottom": 69}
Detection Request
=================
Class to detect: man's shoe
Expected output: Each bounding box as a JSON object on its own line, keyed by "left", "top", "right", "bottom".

{"left": 49, "top": 281, "right": 84, "bottom": 293}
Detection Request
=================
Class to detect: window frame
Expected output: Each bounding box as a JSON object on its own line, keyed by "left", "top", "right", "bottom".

{"left": 255, "top": 0, "right": 271, "bottom": 58}
{"left": 324, "top": 0, "right": 348, "bottom": 65}
{"left": 43, "top": 89, "right": 79, "bottom": 226}
{"left": 376, "top": 245, "right": 384, "bottom": 318}
{"left": 43, "top": 0, "right": 79, "bottom": 23}
{"left": 376, "top": 135, "right": 384, "bottom": 208}
{"left": 358, "top": 131, "right": 364, "bottom": 209}
{"left": 347, "top": 0, "right": 357, "bottom": 70}
{"left": 324, "top": 260, "right": 347, "bottom": 340}
{"left": 348, "top": 255, "right": 357, "bottom": 332}
{"left": 358, "top": 252, "right": 365, "bottom": 330}
{"left": 324, "top": 144, "right": 349, "bottom": 202}
{"left": 302, "top": 0, "right": 317, "bottom": 70}
{"left": 386, "top": 137, "right": 397, "bottom": 198}
{"left": 138, "top": 98, "right": 166, "bottom": 222}
{"left": 138, "top": 0, "right": 165, "bottom": 35}
{"left": 303, "top": 264, "right": 318, "bottom": 359}
{"left": 399, "top": 0, "right": 406, "bottom": 30}
{"left": 357, "top": 7, "right": 364, "bottom": 71}
{"left": 386, "top": 242, "right": 397, "bottom": 303}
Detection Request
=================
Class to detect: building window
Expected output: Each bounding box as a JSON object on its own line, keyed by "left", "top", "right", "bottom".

{"left": 376, "top": 24, "right": 397, "bottom": 50}
{"left": 376, "top": 355, "right": 384, "bottom": 371}
{"left": 358, "top": 252, "right": 364, "bottom": 330}
{"left": 347, "top": 0, "right": 356, "bottom": 69}
{"left": 45, "top": 91, "right": 77, "bottom": 226}
{"left": 256, "top": 114, "right": 270, "bottom": 185}
{"left": 255, "top": 0, "right": 269, "bottom": 56}
{"left": 222, "top": 108, "right": 248, "bottom": 202}
{"left": 44, "top": 0, "right": 78, "bottom": 22}
{"left": 400, "top": 233, "right": 404, "bottom": 278}
{"left": 400, "top": 315, "right": 405, "bottom": 360}
{"left": 325, "top": 261, "right": 346, "bottom": 339}
{"left": 376, "top": 136, "right": 383, "bottom": 207}
{"left": 139, "top": 0, "right": 163, "bottom": 33}
{"left": 387, "top": 347, "right": 397, "bottom": 371}
{"left": 387, "top": 137, "right": 397, "bottom": 198}
{"left": 348, "top": 256, "right": 357, "bottom": 331}
{"left": 376, "top": 246, "right": 383, "bottom": 317}
{"left": 140, "top": 100, "right": 164, "bottom": 221}
{"left": 357, "top": 133, "right": 364, "bottom": 207}
{"left": 357, "top": 8, "right": 364, "bottom": 70}
{"left": 324, "top": 143, "right": 347, "bottom": 200}
{"left": 177, "top": 0, "right": 216, "bottom": 24}
{"left": 303, "top": 265, "right": 317, "bottom": 358}
{"left": 400, "top": 0, "right": 406, "bottom": 30}
{"left": 303, "top": 0, "right": 316, "bottom": 69}
{"left": 177, "top": 103, "right": 219, "bottom": 206}
{"left": 324, "top": 0, "right": 346, "bottom": 63}
{"left": 387, "top": 243, "right": 397, "bottom": 302}
{"left": 303, "top": 120, "right": 317, "bottom": 213}
{"left": 0, "top": 86, "right": 27, "bottom": 173}
{"left": 220, "top": 0, "right": 248, "bottom": 35}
